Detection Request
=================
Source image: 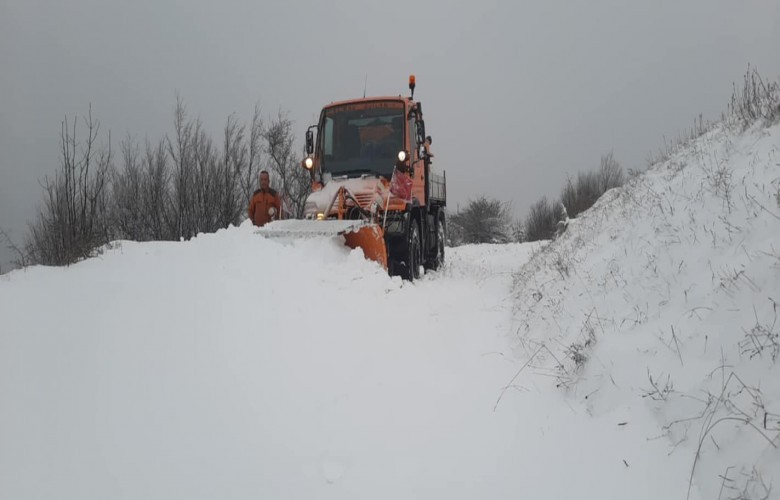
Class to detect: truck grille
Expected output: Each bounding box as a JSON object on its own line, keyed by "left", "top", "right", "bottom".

{"left": 354, "top": 192, "right": 376, "bottom": 209}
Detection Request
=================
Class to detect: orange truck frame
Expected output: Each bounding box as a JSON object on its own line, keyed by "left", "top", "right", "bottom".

{"left": 299, "top": 75, "right": 447, "bottom": 280}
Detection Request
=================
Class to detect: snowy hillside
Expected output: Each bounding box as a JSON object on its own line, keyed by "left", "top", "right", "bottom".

{"left": 512, "top": 121, "right": 780, "bottom": 499}
{"left": 1, "top": 121, "right": 779, "bottom": 499}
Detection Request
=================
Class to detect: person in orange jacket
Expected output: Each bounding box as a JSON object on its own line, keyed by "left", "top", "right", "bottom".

{"left": 248, "top": 170, "right": 282, "bottom": 226}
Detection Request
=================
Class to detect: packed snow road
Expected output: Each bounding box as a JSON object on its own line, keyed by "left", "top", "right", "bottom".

{"left": 0, "top": 226, "right": 687, "bottom": 499}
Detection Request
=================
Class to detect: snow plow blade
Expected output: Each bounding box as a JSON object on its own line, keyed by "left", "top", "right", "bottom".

{"left": 256, "top": 220, "right": 388, "bottom": 269}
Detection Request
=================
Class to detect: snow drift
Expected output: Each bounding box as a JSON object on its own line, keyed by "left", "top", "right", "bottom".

{"left": 512, "top": 120, "right": 780, "bottom": 499}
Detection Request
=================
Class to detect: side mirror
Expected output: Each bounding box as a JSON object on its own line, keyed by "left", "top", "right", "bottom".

{"left": 415, "top": 120, "right": 426, "bottom": 146}
{"left": 305, "top": 129, "right": 314, "bottom": 155}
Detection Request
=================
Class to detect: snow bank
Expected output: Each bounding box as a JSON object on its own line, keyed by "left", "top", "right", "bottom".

{"left": 512, "top": 121, "right": 780, "bottom": 498}
{"left": 0, "top": 223, "right": 546, "bottom": 499}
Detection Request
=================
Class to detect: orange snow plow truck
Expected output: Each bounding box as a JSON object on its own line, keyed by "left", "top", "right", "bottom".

{"left": 258, "top": 75, "right": 447, "bottom": 281}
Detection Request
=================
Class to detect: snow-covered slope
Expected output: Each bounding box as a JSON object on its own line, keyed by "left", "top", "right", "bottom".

{"left": 513, "top": 121, "right": 780, "bottom": 499}
{"left": 1, "top": 121, "right": 778, "bottom": 500}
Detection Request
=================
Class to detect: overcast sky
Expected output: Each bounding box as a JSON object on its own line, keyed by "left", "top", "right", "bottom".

{"left": 2, "top": 0, "right": 779, "bottom": 271}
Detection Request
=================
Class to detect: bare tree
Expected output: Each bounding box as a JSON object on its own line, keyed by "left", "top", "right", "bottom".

{"left": 167, "top": 94, "right": 196, "bottom": 240}
{"left": 511, "top": 219, "right": 525, "bottom": 243}
{"left": 263, "top": 110, "right": 310, "bottom": 218}
{"left": 164, "top": 97, "right": 259, "bottom": 236}
{"left": 559, "top": 170, "right": 599, "bottom": 219}
{"left": 599, "top": 151, "right": 625, "bottom": 192}
{"left": 217, "top": 113, "right": 248, "bottom": 227}
{"left": 113, "top": 127, "right": 201, "bottom": 243}
{"left": 28, "top": 97, "right": 276, "bottom": 263}
{"left": 142, "top": 138, "right": 173, "bottom": 240}
{"left": 524, "top": 196, "right": 564, "bottom": 242}
{"left": 111, "top": 135, "right": 145, "bottom": 240}
{"left": 191, "top": 124, "right": 218, "bottom": 234}
{"left": 574, "top": 170, "right": 601, "bottom": 215}
{"left": 559, "top": 176, "right": 578, "bottom": 219}
{"left": 0, "top": 226, "right": 27, "bottom": 269}
{"left": 242, "top": 104, "right": 263, "bottom": 207}
{"left": 25, "top": 106, "right": 112, "bottom": 265}
{"left": 560, "top": 152, "right": 624, "bottom": 220}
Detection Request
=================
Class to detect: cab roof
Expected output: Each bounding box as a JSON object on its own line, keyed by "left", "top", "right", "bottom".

{"left": 324, "top": 96, "right": 415, "bottom": 109}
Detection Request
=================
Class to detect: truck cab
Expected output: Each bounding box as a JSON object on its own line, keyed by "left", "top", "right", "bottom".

{"left": 301, "top": 76, "right": 446, "bottom": 280}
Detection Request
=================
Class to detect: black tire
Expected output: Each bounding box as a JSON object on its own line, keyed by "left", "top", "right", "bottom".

{"left": 402, "top": 221, "right": 422, "bottom": 281}
{"left": 431, "top": 213, "right": 445, "bottom": 270}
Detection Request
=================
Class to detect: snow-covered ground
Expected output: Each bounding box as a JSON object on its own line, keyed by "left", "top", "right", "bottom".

{"left": 1, "top": 120, "right": 779, "bottom": 499}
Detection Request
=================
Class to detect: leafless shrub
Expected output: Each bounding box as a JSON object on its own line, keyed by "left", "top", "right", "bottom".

{"left": 190, "top": 124, "right": 221, "bottom": 233}
{"left": 684, "top": 371, "right": 779, "bottom": 500}
{"left": 511, "top": 219, "right": 525, "bottom": 243}
{"left": 25, "top": 95, "right": 310, "bottom": 265}
{"left": 727, "top": 467, "right": 773, "bottom": 500}
{"left": 0, "top": 226, "right": 28, "bottom": 269}
{"left": 216, "top": 113, "right": 248, "bottom": 228}
{"left": 729, "top": 64, "right": 780, "bottom": 129}
{"left": 166, "top": 94, "right": 197, "bottom": 239}
{"left": 559, "top": 178, "right": 578, "bottom": 220}
{"left": 561, "top": 171, "right": 598, "bottom": 218}
{"left": 599, "top": 151, "right": 625, "bottom": 192}
{"left": 263, "top": 110, "right": 311, "bottom": 218}
{"left": 162, "top": 99, "right": 263, "bottom": 235}
{"left": 242, "top": 104, "right": 264, "bottom": 205}
{"left": 111, "top": 136, "right": 146, "bottom": 240}
{"left": 25, "top": 106, "right": 112, "bottom": 265}
{"left": 566, "top": 324, "right": 596, "bottom": 369}
{"left": 524, "top": 196, "right": 564, "bottom": 242}
{"left": 141, "top": 139, "right": 173, "bottom": 240}
{"left": 717, "top": 265, "right": 759, "bottom": 296}
{"left": 552, "top": 249, "right": 570, "bottom": 279}
{"left": 449, "top": 196, "right": 512, "bottom": 245}
{"left": 643, "top": 368, "right": 674, "bottom": 401}
{"left": 712, "top": 164, "right": 734, "bottom": 212}
{"left": 559, "top": 152, "right": 625, "bottom": 220}
{"left": 739, "top": 301, "right": 779, "bottom": 362}
{"left": 162, "top": 97, "right": 231, "bottom": 237}
{"left": 696, "top": 141, "right": 735, "bottom": 214}
{"left": 536, "top": 312, "right": 601, "bottom": 389}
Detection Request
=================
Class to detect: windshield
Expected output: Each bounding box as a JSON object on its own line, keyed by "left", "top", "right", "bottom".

{"left": 320, "top": 101, "right": 405, "bottom": 178}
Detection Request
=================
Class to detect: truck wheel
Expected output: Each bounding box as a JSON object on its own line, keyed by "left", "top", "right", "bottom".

{"left": 403, "top": 221, "right": 422, "bottom": 281}
{"left": 431, "top": 213, "right": 445, "bottom": 270}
